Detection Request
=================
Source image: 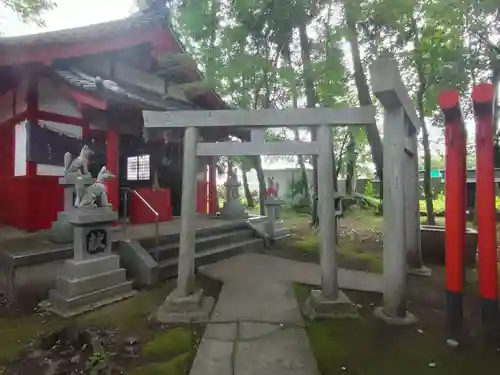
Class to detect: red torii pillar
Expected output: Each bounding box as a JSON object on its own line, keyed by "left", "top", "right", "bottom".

{"left": 472, "top": 83, "right": 499, "bottom": 335}
{"left": 439, "top": 90, "right": 467, "bottom": 336}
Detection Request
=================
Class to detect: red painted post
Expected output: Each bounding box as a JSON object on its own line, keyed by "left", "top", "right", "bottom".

{"left": 209, "top": 157, "right": 217, "bottom": 214}
{"left": 439, "top": 90, "right": 467, "bottom": 337}
{"left": 106, "top": 129, "right": 119, "bottom": 213}
{"left": 472, "top": 83, "right": 499, "bottom": 336}
{"left": 196, "top": 166, "right": 208, "bottom": 214}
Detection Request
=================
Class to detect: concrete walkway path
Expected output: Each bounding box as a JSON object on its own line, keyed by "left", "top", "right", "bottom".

{"left": 189, "top": 253, "right": 382, "bottom": 375}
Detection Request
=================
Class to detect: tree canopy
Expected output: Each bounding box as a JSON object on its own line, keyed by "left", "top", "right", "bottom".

{"left": 159, "top": 0, "right": 499, "bottom": 222}
{"left": 2, "top": 0, "right": 55, "bottom": 25}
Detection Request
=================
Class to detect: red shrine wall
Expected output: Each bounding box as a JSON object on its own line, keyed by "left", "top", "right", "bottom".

{"left": 0, "top": 79, "right": 52, "bottom": 230}
{"left": 0, "top": 78, "right": 83, "bottom": 231}
{"left": 0, "top": 77, "right": 215, "bottom": 232}
{"left": 0, "top": 117, "right": 65, "bottom": 231}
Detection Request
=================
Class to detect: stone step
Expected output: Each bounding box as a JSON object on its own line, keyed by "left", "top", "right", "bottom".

{"left": 49, "top": 281, "right": 134, "bottom": 316}
{"left": 147, "top": 229, "right": 255, "bottom": 262}
{"left": 273, "top": 233, "right": 291, "bottom": 242}
{"left": 158, "top": 238, "right": 264, "bottom": 280}
{"left": 273, "top": 228, "right": 291, "bottom": 240}
{"left": 139, "top": 221, "right": 249, "bottom": 248}
{"left": 56, "top": 268, "right": 127, "bottom": 298}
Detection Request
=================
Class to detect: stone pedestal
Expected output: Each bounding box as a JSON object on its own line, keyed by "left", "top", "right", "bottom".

{"left": 264, "top": 198, "right": 289, "bottom": 239}
{"left": 51, "top": 175, "right": 95, "bottom": 244}
{"left": 373, "top": 306, "right": 418, "bottom": 325}
{"left": 219, "top": 178, "right": 247, "bottom": 219}
{"left": 304, "top": 289, "right": 358, "bottom": 319}
{"left": 156, "top": 288, "right": 215, "bottom": 323}
{"left": 49, "top": 207, "right": 135, "bottom": 317}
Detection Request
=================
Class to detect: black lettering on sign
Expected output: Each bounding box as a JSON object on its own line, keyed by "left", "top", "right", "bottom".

{"left": 86, "top": 229, "right": 108, "bottom": 255}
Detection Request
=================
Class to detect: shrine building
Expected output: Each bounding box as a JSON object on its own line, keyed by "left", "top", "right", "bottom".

{"left": 0, "top": 10, "right": 230, "bottom": 231}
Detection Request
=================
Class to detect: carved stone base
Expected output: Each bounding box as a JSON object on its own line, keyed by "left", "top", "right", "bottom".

{"left": 304, "top": 289, "right": 358, "bottom": 319}
{"left": 48, "top": 254, "right": 135, "bottom": 317}
{"left": 408, "top": 265, "right": 432, "bottom": 277}
{"left": 156, "top": 288, "right": 215, "bottom": 323}
{"left": 219, "top": 200, "right": 248, "bottom": 219}
{"left": 374, "top": 306, "right": 418, "bottom": 325}
{"left": 265, "top": 219, "right": 290, "bottom": 240}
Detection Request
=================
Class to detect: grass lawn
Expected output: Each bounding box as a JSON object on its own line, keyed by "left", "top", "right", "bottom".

{"left": 0, "top": 275, "right": 220, "bottom": 375}
{"left": 269, "top": 208, "right": 456, "bottom": 274}
{"left": 270, "top": 209, "right": 386, "bottom": 273}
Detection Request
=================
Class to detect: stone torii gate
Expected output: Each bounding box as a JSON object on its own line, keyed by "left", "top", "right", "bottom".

{"left": 145, "top": 106, "right": 375, "bottom": 319}
{"left": 370, "top": 58, "right": 430, "bottom": 324}
{"left": 143, "top": 57, "right": 427, "bottom": 324}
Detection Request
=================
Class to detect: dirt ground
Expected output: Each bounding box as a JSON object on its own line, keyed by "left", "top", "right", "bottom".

{"left": 0, "top": 275, "right": 221, "bottom": 375}
{"left": 262, "top": 209, "right": 385, "bottom": 273}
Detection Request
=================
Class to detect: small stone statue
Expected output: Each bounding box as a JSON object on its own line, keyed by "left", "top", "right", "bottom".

{"left": 74, "top": 166, "right": 115, "bottom": 208}
{"left": 226, "top": 174, "right": 241, "bottom": 201}
{"left": 64, "top": 145, "right": 93, "bottom": 176}
{"left": 266, "top": 177, "right": 279, "bottom": 198}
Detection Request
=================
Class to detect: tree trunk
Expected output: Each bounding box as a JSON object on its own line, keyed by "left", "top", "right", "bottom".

{"left": 242, "top": 170, "right": 254, "bottom": 207}
{"left": 298, "top": 22, "right": 319, "bottom": 227}
{"left": 492, "top": 63, "right": 499, "bottom": 144}
{"left": 345, "top": 132, "right": 357, "bottom": 195}
{"left": 420, "top": 118, "right": 436, "bottom": 225}
{"left": 252, "top": 156, "right": 267, "bottom": 216}
{"left": 411, "top": 15, "right": 435, "bottom": 225}
{"left": 344, "top": 2, "right": 384, "bottom": 184}
{"left": 294, "top": 129, "right": 313, "bottom": 207}
{"left": 204, "top": 0, "right": 219, "bottom": 88}
{"left": 283, "top": 40, "right": 312, "bottom": 209}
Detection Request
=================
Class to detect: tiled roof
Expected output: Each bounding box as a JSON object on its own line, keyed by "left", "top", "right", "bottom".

{"left": 0, "top": 10, "right": 231, "bottom": 111}
{"left": 53, "top": 67, "right": 199, "bottom": 111}
{"left": 0, "top": 12, "right": 164, "bottom": 46}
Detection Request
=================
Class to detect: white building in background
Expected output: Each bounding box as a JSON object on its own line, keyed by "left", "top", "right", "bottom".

{"left": 216, "top": 165, "right": 314, "bottom": 201}
{"left": 246, "top": 168, "right": 315, "bottom": 200}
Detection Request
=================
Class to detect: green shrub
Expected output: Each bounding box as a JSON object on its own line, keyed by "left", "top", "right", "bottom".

{"left": 363, "top": 180, "right": 378, "bottom": 198}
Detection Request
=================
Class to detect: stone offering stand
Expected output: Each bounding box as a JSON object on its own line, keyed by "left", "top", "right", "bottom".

{"left": 51, "top": 175, "right": 95, "bottom": 243}
{"left": 49, "top": 208, "right": 135, "bottom": 317}
{"left": 264, "top": 197, "right": 290, "bottom": 240}
{"left": 219, "top": 175, "right": 248, "bottom": 219}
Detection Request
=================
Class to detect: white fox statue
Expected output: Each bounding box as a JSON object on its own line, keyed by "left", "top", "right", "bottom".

{"left": 64, "top": 145, "right": 93, "bottom": 176}
{"left": 74, "top": 166, "right": 116, "bottom": 208}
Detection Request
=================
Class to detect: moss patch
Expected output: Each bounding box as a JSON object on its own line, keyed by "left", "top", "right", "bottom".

{"left": 304, "top": 316, "right": 500, "bottom": 375}
{"left": 141, "top": 328, "right": 192, "bottom": 359}
{"left": 0, "top": 275, "right": 221, "bottom": 372}
{"left": 292, "top": 234, "right": 319, "bottom": 252}
{"left": 129, "top": 353, "right": 191, "bottom": 375}
{"left": 76, "top": 284, "right": 170, "bottom": 331}
{"left": 0, "top": 315, "right": 59, "bottom": 362}
{"left": 338, "top": 241, "right": 383, "bottom": 274}
{"left": 294, "top": 284, "right": 500, "bottom": 375}
{"left": 0, "top": 285, "right": 171, "bottom": 363}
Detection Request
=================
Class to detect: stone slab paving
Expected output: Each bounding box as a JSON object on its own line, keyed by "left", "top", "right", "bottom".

{"left": 199, "top": 253, "right": 383, "bottom": 293}
{"left": 190, "top": 253, "right": 383, "bottom": 375}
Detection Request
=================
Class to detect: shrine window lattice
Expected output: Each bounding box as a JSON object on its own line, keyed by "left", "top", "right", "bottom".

{"left": 127, "top": 154, "right": 150, "bottom": 181}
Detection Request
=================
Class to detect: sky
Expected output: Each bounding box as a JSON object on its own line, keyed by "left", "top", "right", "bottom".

{"left": 0, "top": 0, "right": 135, "bottom": 36}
